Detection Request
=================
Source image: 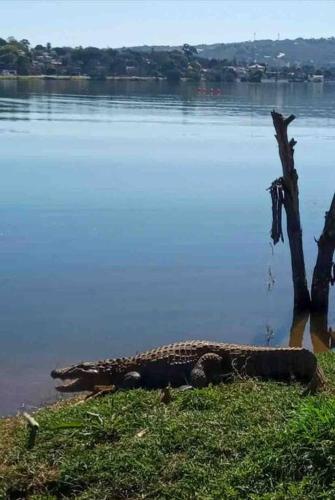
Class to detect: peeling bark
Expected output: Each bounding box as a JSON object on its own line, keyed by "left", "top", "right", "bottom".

{"left": 269, "top": 178, "right": 284, "bottom": 244}
{"left": 271, "top": 110, "right": 310, "bottom": 312}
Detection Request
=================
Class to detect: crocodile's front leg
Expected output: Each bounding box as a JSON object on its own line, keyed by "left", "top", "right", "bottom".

{"left": 121, "top": 371, "right": 142, "bottom": 389}
{"left": 190, "top": 353, "right": 224, "bottom": 388}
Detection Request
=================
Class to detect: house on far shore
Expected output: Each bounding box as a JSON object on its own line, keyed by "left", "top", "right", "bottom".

{"left": 1, "top": 69, "right": 17, "bottom": 76}
{"left": 125, "top": 65, "right": 137, "bottom": 76}
{"left": 309, "top": 74, "right": 324, "bottom": 83}
{"left": 248, "top": 63, "right": 266, "bottom": 72}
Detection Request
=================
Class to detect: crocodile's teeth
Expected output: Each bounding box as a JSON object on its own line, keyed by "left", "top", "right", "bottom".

{"left": 55, "top": 378, "right": 91, "bottom": 392}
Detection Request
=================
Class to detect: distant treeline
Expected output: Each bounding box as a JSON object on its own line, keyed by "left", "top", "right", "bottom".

{"left": 0, "top": 38, "right": 237, "bottom": 81}
{"left": 1, "top": 36, "right": 335, "bottom": 82}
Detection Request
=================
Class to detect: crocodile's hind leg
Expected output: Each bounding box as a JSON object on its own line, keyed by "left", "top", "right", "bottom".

{"left": 190, "top": 353, "right": 223, "bottom": 388}
{"left": 302, "top": 366, "right": 326, "bottom": 396}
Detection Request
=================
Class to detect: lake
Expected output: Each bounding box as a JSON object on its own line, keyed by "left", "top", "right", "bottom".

{"left": 0, "top": 79, "right": 334, "bottom": 415}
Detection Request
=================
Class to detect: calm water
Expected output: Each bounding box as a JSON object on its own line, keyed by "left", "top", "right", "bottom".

{"left": 0, "top": 79, "right": 334, "bottom": 415}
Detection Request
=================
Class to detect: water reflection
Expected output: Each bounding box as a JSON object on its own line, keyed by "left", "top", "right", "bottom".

{"left": 1, "top": 80, "right": 335, "bottom": 123}
{"left": 289, "top": 310, "right": 334, "bottom": 353}
{"left": 289, "top": 311, "right": 309, "bottom": 348}
{"left": 310, "top": 312, "right": 334, "bottom": 352}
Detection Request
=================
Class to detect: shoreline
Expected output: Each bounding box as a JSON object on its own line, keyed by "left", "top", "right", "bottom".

{"left": 1, "top": 353, "right": 335, "bottom": 498}
{"left": 0, "top": 75, "right": 165, "bottom": 81}
{"left": 0, "top": 75, "right": 331, "bottom": 84}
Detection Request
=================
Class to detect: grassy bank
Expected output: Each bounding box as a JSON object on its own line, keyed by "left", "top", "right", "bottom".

{"left": 1, "top": 354, "right": 335, "bottom": 499}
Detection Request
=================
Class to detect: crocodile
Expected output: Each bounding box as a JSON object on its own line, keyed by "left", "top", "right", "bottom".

{"left": 51, "top": 340, "right": 325, "bottom": 393}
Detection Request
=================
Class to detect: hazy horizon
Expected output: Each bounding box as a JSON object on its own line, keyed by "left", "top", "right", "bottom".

{"left": 1, "top": 0, "right": 334, "bottom": 49}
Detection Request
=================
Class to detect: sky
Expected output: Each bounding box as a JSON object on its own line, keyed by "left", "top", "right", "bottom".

{"left": 1, "top": 0, "right": 335, "bottom": 48}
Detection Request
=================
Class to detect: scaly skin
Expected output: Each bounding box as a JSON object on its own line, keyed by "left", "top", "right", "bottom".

{"left": 51, "top": 340, "right": 324, "bottom": 392}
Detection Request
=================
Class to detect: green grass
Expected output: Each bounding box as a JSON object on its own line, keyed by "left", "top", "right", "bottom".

{"left": 1, "top": 354, "right": 335, "bottom": 499}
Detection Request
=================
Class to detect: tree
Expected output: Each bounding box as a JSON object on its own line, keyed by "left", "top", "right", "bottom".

{"left": 182, "top": 43, "right": 198, "bottom": 60}
{"left": 165, "top": 68, "right": 182, "bottom": 83}
{"left": 20, "top": 39, "right": 30, "bottom": 51}
{"left": 222, "top": 67, "right": 237, "bottom": 82}
{"left": 17, "top": 54, "right": 31, "bottom": 74}
{"left": 270, "top": 111, "right": 310, "bottom": 312}
{"left": 248, "top": 69, "right": 263, "bottom": 83}
{"left": 269, "top": 111, "right": 335, "bottom": 350}
{"left": 311, "top": 194, "right": 335, "bottom": 313}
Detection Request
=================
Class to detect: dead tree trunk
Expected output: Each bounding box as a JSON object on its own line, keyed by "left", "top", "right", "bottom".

{"left": 311, "top": 194, "right": 335, "bottom": 312}
{"left": 271, "top": 111, "right": 310, "bottom": 312}
{"left": 309, "top": 195, "right": 335, "bottom": 352}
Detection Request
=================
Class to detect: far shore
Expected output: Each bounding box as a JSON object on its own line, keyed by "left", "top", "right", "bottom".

{"left": 0, "top": 75, "right": 330, "bottom": 84}
{"left": 0, "top": 75, "right": 165, "bottom": 81}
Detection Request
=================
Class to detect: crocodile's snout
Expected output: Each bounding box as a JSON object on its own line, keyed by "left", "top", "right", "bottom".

{"left": 50, "top": 368, "right": 66, "bottom": 379}
{"left": 51, "top": 365, "right": 99, "bottom": 379}
{"left": 51, "top": 365, "right": 109, "bottom": 392}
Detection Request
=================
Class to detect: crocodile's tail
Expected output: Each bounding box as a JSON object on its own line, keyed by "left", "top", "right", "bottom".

{"left": 303, "top": 365, "right": 326, "bottom": 395}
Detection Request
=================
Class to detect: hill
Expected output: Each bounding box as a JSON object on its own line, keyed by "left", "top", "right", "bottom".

{"left": 130, "top": 37, "right": 335, "bottom": 67}
{"left": 197, "top": 37, "right": 335, "bottom": 66}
